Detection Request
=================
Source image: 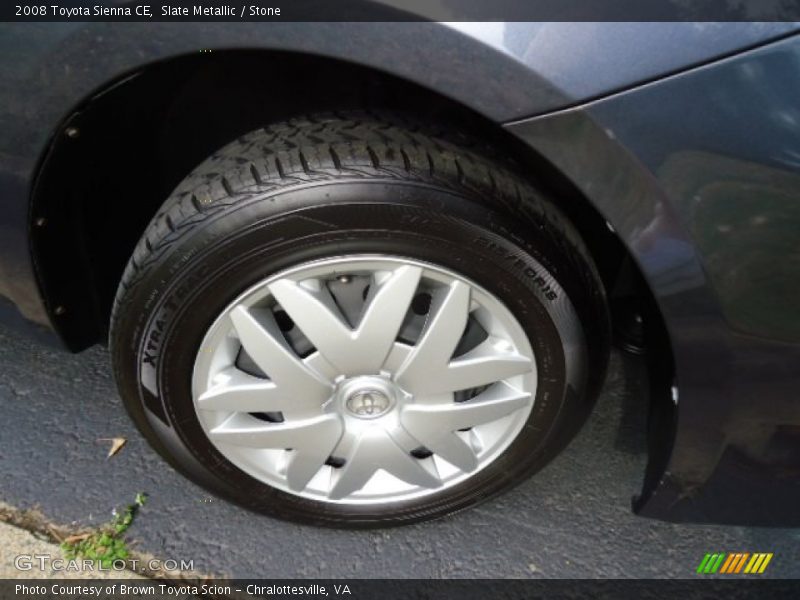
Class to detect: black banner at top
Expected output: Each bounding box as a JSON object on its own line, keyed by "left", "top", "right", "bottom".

{"left": 5, "top": 0, "right": 800, "bottom": 22}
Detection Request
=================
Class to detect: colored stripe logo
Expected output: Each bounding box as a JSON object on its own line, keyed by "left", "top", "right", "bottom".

{"left": 696, "top": 552, "right": 773, "bottom": 574}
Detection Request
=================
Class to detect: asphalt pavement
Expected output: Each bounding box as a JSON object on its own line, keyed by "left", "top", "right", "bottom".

{"left": 1, "top": 321, "right": 799, "bottom": 578}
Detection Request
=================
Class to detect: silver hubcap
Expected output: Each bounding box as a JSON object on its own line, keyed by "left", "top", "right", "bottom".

{"left": 192, "top": 256, "right": 536, "bottom": 505}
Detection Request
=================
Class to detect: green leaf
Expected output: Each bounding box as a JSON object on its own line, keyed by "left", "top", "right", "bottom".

{"left": 59, "top": 493, "right": 148, "bottom": 569}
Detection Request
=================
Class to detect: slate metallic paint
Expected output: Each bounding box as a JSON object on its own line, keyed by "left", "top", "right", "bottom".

{"left": 507, "top": 35, "right": 800, "bottom": 524}
{"left": 1, "top": 19, "right": 799, "bottom": 525}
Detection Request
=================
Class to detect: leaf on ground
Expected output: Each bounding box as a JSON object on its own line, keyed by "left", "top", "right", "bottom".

{"left": 97, "top": 437, "right": 127, "bottom": 458}
{"left": 63, "top": 533, "right": 91, "bottom": 544}
{"left": 47, "top": 525, "right": 66, "bottom": 543}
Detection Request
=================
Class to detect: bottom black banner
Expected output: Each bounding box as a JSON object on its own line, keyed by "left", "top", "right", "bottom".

{"left": 3, "top": 579, "right": 800, "bottom": 600}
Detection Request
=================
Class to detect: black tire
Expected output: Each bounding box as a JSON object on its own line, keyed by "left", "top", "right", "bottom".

{"left": 110, "top": 112, "right": 610, "bottom": 527}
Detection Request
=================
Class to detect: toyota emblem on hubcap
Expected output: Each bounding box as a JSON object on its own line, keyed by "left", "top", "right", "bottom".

{"left": 346, "top": 389, "right": 391, "bottom": 418}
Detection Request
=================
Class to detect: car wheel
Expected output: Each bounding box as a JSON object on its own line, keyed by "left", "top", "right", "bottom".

{"left": 110, "top": 112, "right": 609, "bottom": 527}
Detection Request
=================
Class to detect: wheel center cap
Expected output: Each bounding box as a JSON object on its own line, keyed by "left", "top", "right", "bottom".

{"left": 337, "top": 376, "right": 399, "bottom": 420}
{"left": 346, "top": 389, "right": 392, "bottom": 418}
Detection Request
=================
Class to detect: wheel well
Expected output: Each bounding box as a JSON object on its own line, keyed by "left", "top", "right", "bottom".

{"left": 32, "top": 49, "right": 647, "bottom": 354}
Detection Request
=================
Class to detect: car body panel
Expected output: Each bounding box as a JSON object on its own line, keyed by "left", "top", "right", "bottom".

{"left": 506, "top": 33, "right": 800, "bottom": 524}
{"left": 447, "top": 22, "right": 798, "bottom": 110}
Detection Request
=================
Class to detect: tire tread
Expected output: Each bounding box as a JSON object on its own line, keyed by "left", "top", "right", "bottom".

{"left": 111, "top": 111, "right": 607, "bottom": 394}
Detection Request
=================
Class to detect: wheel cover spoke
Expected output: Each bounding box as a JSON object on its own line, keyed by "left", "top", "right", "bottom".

{"left": 269, "top": 265, "right": 422, "bottom": 375}
{"left": 329, "top": 428, "right": 441, "bottom": 500}
{"left": 396, "top": 284, "right": 533, "bottom": 395}
{"left": 193, "top": 256, "right": 538, "bottom": 504}
{"left": 395, "top": 280, "right": 470, "bottom": 392}
{"left": 209, "top": 414, "right": 344, "bottom": 491}
{"left": 229, "top": 306, "right": 332, "bottom": 405}
{"left": 209, "top": 414, "right": 342, "bottom": 449}
{"left": 197, "top": 368, "right": 315, "bottom": 413}
{"left": 401, "top": 384, "right": 531, "bottom": 471}
{"left": 424, "top": 340, "right": 533, "bottom": 395}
